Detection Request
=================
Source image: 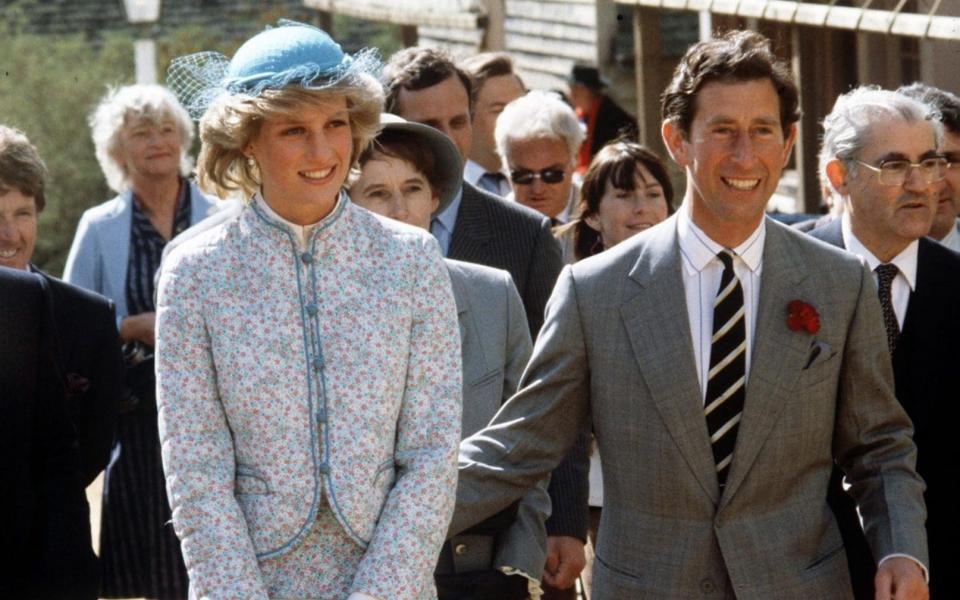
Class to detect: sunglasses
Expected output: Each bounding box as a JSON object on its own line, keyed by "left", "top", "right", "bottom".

{"left": 509, "top": 167, "right": 566, "bottom": 185}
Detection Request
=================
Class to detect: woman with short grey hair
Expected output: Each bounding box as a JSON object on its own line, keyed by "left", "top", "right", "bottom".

{"left": 64, "top": 83, "right": 218, "bottom": 600}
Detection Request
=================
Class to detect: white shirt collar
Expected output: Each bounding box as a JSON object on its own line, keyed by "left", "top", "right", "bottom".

{"left": 255, "top": 193, "right": 320, "bottom": 250}
{"left": 677, "top": 206, "right": 765, "bottom": 275}
{"left": 841, "top": 213, "right": 918, "bottom": 291}
{"left": 935, "top": 218, "right": 960, "bottom": 252}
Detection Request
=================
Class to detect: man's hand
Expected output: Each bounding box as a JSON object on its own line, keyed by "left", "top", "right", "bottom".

{"left": 875, "top": 557, "right": 928, "bottom": 600}
{"left": 543, "top": 535, "right": 586, "bottom": 590}
{"left": 120, "top": 311, "right": 156, "bottom": 347}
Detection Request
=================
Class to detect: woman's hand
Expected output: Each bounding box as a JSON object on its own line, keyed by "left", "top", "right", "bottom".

{"left": 120, "top": 312, "right": 156, "bottom": 347}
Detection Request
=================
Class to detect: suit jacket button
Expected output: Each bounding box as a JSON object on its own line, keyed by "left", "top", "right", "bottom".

{"left": 454, "top": 543, "right": 468, "bottom": 556}
{"left": 317, "top": 463, "right": 330, "bottom": 475}
{"left": 301, "top": 252, "right": 313, "bottom": 264}
{"left": 313, "top": 356, "right": 324, "bottom": 371}
{"left": 306, "top": 303, "right": 319, "bottom": 316}
{"left": 699, "top": 578, "right": 715, "bottom": 594}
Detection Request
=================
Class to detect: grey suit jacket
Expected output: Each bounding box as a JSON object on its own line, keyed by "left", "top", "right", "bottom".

{"left": 453, "top": 215, "right": 927, "bottom": 598}
{"left": 446, "top": 259, "right": 548, "bottom": 579}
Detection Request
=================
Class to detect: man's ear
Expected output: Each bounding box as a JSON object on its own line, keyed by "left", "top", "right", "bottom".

{"left": 824, "top": 158, "right": 849, "bottom": 195}
{"left": 661, "top": 119, "right": 688, "bottom": 167}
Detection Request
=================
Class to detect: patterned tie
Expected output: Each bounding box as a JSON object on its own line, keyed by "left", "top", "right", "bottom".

{"left": 874, "top": 263, "right": 900, "bottom": 353}
{"left": 705, "top": 250, "right": 747, "bottom": 488}
{"left": 477, "top": 172, "right": 506, "bottom": 195}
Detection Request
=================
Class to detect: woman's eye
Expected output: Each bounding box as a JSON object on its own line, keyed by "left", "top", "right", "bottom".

{"left": 327, "top": 119, "right": 349, "bottom": 129}
{"left": 282, "top": 126, "right": 305, "bottom": 136}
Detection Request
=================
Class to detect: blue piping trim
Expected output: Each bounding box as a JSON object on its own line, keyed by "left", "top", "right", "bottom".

{"left": 248, "top": 200, "right": 324, "bottom": 559}
{"left": 306, "top": 198, "right": 371, "bottom": 547}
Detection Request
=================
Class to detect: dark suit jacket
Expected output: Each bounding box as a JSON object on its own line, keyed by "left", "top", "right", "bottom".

{"left": 810, "top": 220, "right": 959, "bottom": 597}
{"left": 447, "top": 183, "right": 589, "bottom": 540}
{"left": 33, "top": 266, "right": 122, "bottom": 487}
{"left": 588, "top": 95, "right": 638, "bottom": 158}
{"left": 0, "top": 268, "right": 98, "bottom": 599}
{"left": 449, "top": 182, "right": 563, "bottom": 338}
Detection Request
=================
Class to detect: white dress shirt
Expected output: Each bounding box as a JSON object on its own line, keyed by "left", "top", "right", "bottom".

{"left": 676, "top": 208, "right": 764, "bottom": 401}
{"left": 841, "top": 213, "right": 917, "bottom": 328}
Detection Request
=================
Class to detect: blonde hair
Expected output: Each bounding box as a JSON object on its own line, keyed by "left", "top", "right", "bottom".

{"left": 89, "top": 84, "right": 194, "bottom": 193}
{"left": 196, "top": 74, "right": 383, "bottom": 199}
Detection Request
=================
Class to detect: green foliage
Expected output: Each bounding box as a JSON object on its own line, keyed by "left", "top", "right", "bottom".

{"left": 0, "top": 24, "right": 133, "bottom": 275}
{"left": 0, "top": 6, "right": 402, "bottom": 274}
{"left": 333, "top": 13, "right": 402, "bottom": 59}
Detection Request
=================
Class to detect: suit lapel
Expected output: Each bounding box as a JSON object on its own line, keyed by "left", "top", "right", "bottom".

{"left": 620, "top": 218, "right": 720, "bottom": 503}
{"left": 447, "top": 264, "right": 471, "bottom": 350}
{"left": 448, "top": 183, "right": 493, "bottom": 260}
{"left": 721, "top": 220, "right": 812, "bottom": 505}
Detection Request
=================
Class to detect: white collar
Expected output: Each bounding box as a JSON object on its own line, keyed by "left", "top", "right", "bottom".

{"left": 841, "top": 213, "right": 918, "bottom": 291}
{"left": 254, "top": 194, "right": 321, "bottom": 251}
{"left": 677, "top": 206, "right": 765, "bottom": 275}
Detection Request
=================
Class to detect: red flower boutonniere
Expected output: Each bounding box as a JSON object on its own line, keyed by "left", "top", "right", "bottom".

{"left": 787, "top": 300, "right": 820, "bottom": 334}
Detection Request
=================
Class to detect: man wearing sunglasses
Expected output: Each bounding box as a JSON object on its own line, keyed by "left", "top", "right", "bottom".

{"left": 495, "top": 90, "right": 584, "bottom": 227}
{"left": 810, "top": 85, "right": 958, "bottom": 598}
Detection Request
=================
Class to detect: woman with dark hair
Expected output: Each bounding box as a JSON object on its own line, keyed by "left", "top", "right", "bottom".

{"left": 558, "top": 140, "right": 673, "bottom": 263}
{"left": 156, "top": 22, "right": 461, "bottom": 600}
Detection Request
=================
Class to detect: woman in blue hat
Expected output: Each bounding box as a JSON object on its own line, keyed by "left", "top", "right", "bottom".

{"left": 156, "top": 22, "right": 462, "bottom": 599}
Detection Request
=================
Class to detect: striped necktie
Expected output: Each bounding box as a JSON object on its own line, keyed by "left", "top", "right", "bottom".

{"left": 705, "top": 250, "right": 747, "bottom": 488}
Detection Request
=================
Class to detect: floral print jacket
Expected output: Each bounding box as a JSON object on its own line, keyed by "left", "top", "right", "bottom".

{"left": 156, "top": 195, "right": 462, "bottom": 599}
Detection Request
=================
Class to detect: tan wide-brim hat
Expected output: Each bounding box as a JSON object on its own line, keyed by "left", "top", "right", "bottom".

{"left": 377, "top": 113, "right": 464, "bottom": 217}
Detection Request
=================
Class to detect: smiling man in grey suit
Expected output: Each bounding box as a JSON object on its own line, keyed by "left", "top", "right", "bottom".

{"left": 451, "top": 31, "right": 929, "bottom": 599}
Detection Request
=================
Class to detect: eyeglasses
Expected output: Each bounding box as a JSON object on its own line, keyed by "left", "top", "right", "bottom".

{"left": 855, "top": 157, "right": 948, "bottom": 186}
{"left": 509, "top": 167, "right": 566, "bottom": 185}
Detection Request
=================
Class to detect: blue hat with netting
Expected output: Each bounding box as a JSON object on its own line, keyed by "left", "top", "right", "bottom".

{"left": 167, "top": 20, "right": 380, "bottom": 119}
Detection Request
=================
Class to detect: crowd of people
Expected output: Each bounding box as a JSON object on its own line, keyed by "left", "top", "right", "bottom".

{"left": 1, "top": 16, "right": 958, "bottom": 600}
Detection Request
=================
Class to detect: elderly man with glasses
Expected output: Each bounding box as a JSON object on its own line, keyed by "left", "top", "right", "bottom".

{"left": 809, "top": 85, "right": 956, "bottom": 599}
{"left": 496, "top": 90, "right": 585, "bottom": 227}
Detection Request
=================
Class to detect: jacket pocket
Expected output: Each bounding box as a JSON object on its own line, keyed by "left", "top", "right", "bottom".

{"left": 235, "top": 464, "right": 271, "bottom": 495}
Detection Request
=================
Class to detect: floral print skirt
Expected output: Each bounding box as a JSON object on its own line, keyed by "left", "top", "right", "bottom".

{"left": 259, "top": 497, "right": 366, "bottom": 599}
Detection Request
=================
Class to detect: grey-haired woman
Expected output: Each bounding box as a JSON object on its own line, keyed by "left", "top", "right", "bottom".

{"left": 156, "top": 22, "right": 462, "bottom": 599}
{"left": 64, "top": 84, "right": 217, "bottom": 599}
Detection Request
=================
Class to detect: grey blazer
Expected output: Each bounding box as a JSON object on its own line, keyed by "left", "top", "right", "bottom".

{"left": 62, "top": 182, "right": 218, "bottom": 324}
{"left": 452, "top": 215, "right": 927, "bottom": 598}
{"left": 445, "top": 259, "right": 548, "bottom": 580}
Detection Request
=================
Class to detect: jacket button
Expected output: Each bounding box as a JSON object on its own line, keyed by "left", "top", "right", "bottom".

{"left": 700, "top": 578, "right": 715, "bottom": 594}
{"left": 454, "top": 543, "right": 468, "bottom": 556}
{"left": 317, "top": 463, "right": 330, "bottom": 475}
{"left": 316, "top": 409, "right": 327, "bottom": 424}
{"left": 301, "top": 252, "right": 313, "bottom": 264}
{"left": 306, "top": 303, "right": 318, "bottom": 316}
{"left": 313, "top": 356, "right": 324, "bottom": 371}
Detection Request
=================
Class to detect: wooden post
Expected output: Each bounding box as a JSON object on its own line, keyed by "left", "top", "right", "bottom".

{"left": 632, "top": 5, "right": 665, "bottom": 155}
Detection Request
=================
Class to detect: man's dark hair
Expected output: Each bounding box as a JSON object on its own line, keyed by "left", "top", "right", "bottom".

{"left": 898, "top": 82, "right": 960, "bottom": 135}
{"left": 382, "top": 47, "right": 475, "bottom": 116}
{"left": 0, "top": 125, "right": 47, "bottom": 212}
{"left": 661, "top": 30, "right": 800, "bottom": 138}
{"left": 459, "top": 52, "right": 522, "bottom": 92}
